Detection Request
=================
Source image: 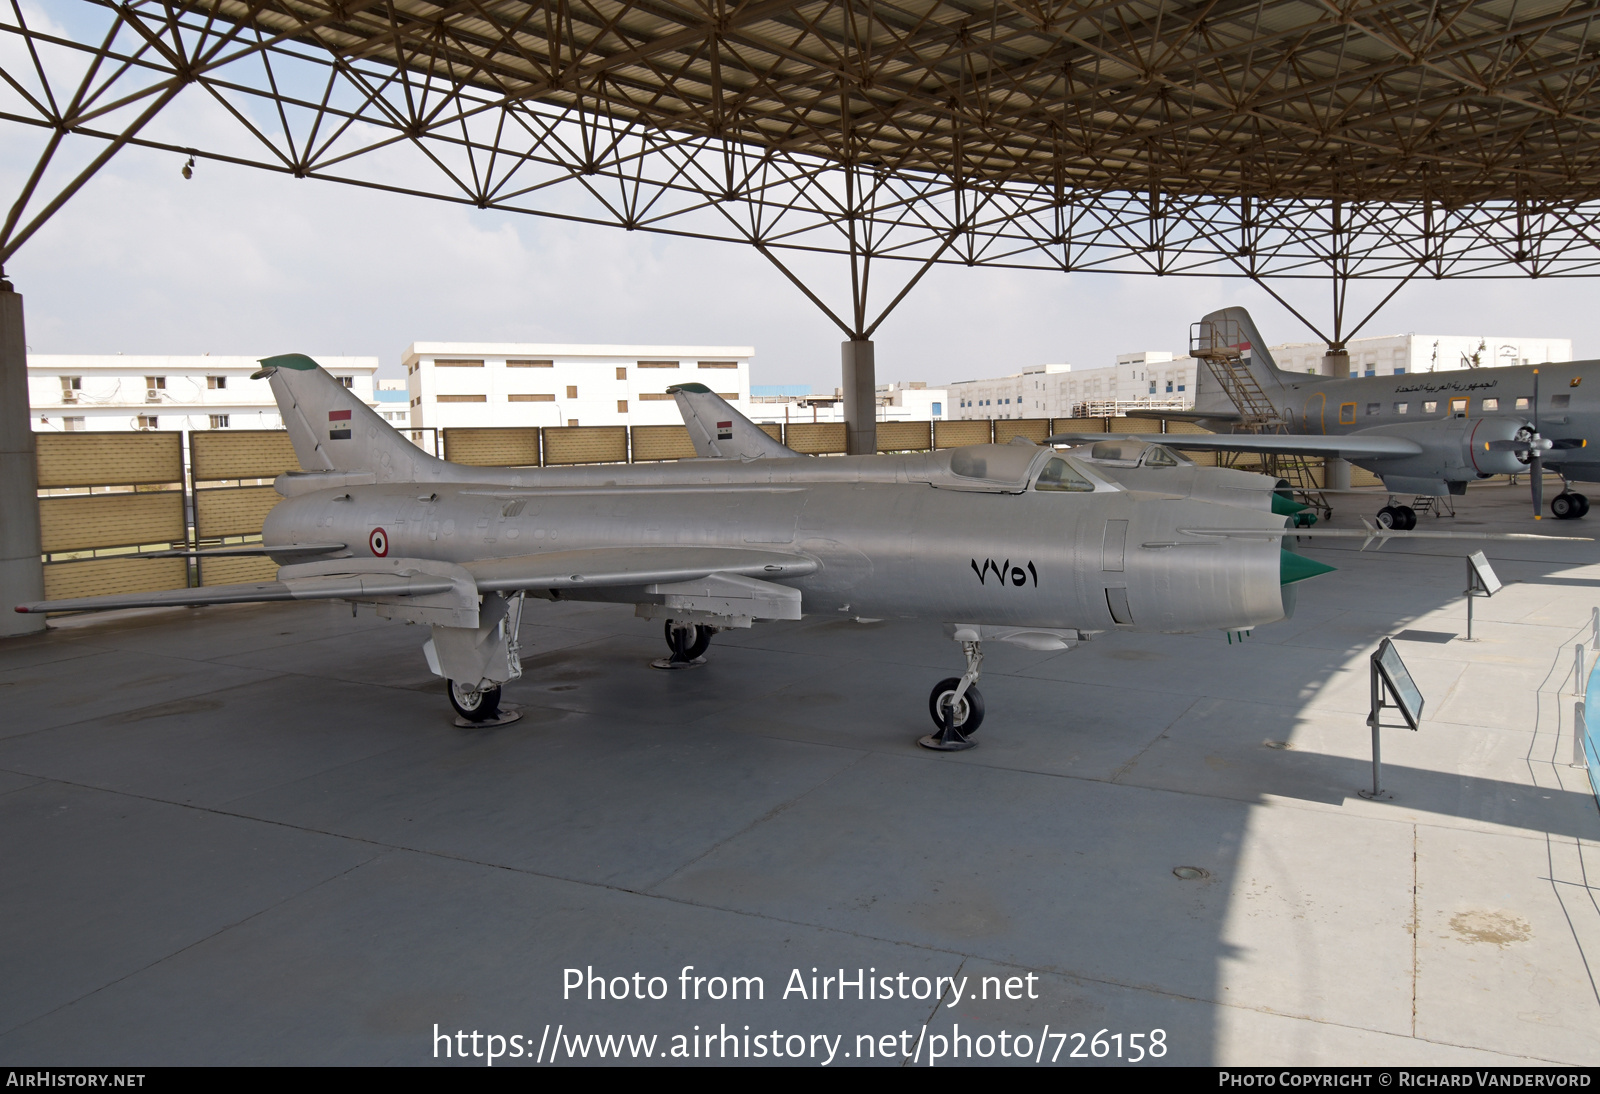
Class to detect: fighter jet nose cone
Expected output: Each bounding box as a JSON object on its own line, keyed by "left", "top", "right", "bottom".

{"left": 1280, "top": 550, "right": 1336, "bottom": 585}
{"left": 1270, "top": 493, "right": 1311, "bottom": 516}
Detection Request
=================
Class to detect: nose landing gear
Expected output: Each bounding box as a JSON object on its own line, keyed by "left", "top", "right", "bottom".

{"left": 652, "top": 620, "right": 715, "bottom": 669}
{"left": 920, "top": 639, "right": 985, "bottom": 751}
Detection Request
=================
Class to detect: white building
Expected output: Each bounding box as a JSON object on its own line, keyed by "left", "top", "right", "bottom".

{"left": 403, "top": 344, "right": 753, "bottom": 429}
{"left": 1267, "top": 333, "right": 1571, "bottom": 377}
{"left": 948, "top": 330, "right": 1574, "bottom": 420}
{"left": 747, "top": 382, "right": 948, "bottom": 425}
{"left": 948, "top": 363, "right": 1072, "bottom": 419}
{"left": 28, "top": 354, "right": 379, "bottom": 432}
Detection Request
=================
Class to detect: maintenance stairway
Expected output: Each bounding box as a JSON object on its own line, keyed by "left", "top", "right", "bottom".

{"left": 1190, "top": 318, "right": 1332, "bottom": 519}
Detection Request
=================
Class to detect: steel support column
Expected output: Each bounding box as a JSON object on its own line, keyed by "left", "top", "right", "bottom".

{"left": 1321, "top": 349, "right": 1352, "bottom": 492}
{"left": 0, "top": 279, "right": 44, "bottom": 635}
{"left": 842, "top": 340, "right": 876, "bottom": 456}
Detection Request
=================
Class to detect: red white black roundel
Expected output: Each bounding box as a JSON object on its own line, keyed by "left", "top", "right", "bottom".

{"left": 369, "top": 527, "right": 389, "bottom": 557}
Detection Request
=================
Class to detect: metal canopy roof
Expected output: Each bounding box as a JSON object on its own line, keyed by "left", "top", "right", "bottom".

{"left": 211, "top": 0, "right": 1600, "bottom": 204}
{"left": 6, "top": 0, "right": 1600, "bottom": 306}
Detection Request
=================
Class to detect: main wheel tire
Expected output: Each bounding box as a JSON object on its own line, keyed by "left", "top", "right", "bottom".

{"left": 1375, "top": 506, "right": 1400, "bottom": 529}
{"left": 1395, "top": 505, "right": 1418, "bottom": 531}
{"left": 1552, "top": 493, "right": 1576, "bottom": 519}
{"left": 927, "top": 677, "right": 985, "bottom": 736}
{"left": 1575, "top": 494, "right": 1590, "bottom": 518}
{"left": 447, "top": 680, "right": 502, "bottom": 722}
{"left": 664, "top": 621, "right": 713, "bottom": 661}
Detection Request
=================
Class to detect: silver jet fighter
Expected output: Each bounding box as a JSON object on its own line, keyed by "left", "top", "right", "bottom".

{"left": 1053, "top": 306, "right": 1600, "bottom": 525}
{"left": 18, "top": 355, "right": 1569, "bottom": 749}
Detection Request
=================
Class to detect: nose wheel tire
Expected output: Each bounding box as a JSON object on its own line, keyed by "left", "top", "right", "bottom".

{"left": 927, "top": 677, "right": 984, "bottom": 736}
{"left": 663, "top": 621, "right": 713, "bottom": 661}
{"left": 447, "top": 680, "right": 502, "bottom": 722}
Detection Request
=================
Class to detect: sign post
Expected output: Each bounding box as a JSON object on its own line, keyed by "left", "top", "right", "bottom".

{"left": 1362, "top": 637, "right": 1425, "bottom": 800}
{"left": 1463, "top": 551, "right": 1501, "bottom": 641}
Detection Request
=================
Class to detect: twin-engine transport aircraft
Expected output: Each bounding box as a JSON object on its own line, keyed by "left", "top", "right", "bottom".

{"left": 16, "top": 356, "right": 1583, "bottom": 750}
{"left": 1052, "top": 307, "right": 1599, "bottom": 526}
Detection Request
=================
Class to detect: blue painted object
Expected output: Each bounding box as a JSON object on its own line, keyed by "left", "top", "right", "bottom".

{"left": 1585, "top": 660, "right": 1600, "bottom": 807}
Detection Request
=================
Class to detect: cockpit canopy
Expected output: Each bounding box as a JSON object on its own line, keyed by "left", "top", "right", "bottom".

{"left": 1075, "top": 440, "right": 1190, "bottom": 468}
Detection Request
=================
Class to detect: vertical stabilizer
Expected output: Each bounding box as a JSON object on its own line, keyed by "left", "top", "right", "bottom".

{"left": 253, "top": 354, "right": 448, "bottom": 482}
{"left": 1192, "top": 306, "right": 1292, "bottom": 418}
{"left": 669, "top": 383, "right": 800, "bottom": 459}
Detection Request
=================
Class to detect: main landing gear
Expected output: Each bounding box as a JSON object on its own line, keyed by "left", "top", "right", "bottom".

{"left": 1375, "top": 504, "right": 1417, "bottom": 531}
{"left": 1551, "top": 491, "right": 1590, "bottom": 520}
{"left": 652, "top": 620, "right": 715, "bottom": 669}
{"left": 920, "top": 639, "right": 985, "bottom": 751}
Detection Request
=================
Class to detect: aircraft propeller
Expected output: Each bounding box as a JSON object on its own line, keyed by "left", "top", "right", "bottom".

{"left": 1530, "top": 368, "right": 1543, "bottom": 519}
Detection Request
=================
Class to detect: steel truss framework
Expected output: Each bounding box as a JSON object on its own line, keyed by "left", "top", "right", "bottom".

{"left": 6, "top": 0, "right": 1600, "bottom": 338}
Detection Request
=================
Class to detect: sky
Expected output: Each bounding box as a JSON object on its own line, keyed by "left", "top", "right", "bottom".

{"left": 5, "top": 2, "right": 1600, "bottom": 392}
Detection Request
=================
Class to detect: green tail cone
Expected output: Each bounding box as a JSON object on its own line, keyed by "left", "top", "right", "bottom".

{"left": 1271, "top": 493, "right": 1310, "bottom": 517}
{"left": 1280, "top": 550, "right": 1336, "bottom": 586}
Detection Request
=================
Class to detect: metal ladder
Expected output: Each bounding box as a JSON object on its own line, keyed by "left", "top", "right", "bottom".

{"left": 1191, "top": 319, "right": 1332, "bottom": 518}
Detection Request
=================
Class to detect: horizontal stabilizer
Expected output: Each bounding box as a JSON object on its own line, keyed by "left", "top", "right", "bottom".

{"left": 133, "top": 543, "right": 346, "bottom": 559}
{"left": 1048, "top": 431, "right": 1423, "bottom": 459}
{"left": 15, "top": 573, "right": 454, "bottom": 615}
{"left": 465, "top": 545, "right": 817, "bottom": 592}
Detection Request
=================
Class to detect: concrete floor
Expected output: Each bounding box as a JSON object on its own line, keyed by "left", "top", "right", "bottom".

{"left": 1, "top": 482, "right": 1597, "bottom": 1066}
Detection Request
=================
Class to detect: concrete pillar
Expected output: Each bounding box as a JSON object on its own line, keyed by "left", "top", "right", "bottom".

{"left": 0, "top": 280, "right": 45, "bottom": 634}
{"left": 1320, "top": 349, "right": 1351, "bottom": 491}
{"left": 842, "top": 339, "right": 877, "bottom": 456}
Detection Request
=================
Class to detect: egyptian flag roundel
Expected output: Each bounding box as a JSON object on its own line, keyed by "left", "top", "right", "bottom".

{"left": 369, "top": 527, "right": 389, "bottom": 557}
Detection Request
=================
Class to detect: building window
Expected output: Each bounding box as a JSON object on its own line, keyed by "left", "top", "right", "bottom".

{"left": 1364, "top": 369, "right": 1375, "bottom": 377}
{"left": 616, "top": 367, "right": 627, "bottom": 380}
{"left": 1482, "top": 397, "right": 1499, "bottom": 411}
{"left": 60, "top": 376, "right": 81, "bottom": 402}
{"left": 1394, "top": 368, "right": 1405, "bottom": 374}
{"left": 1177, "top": 385, "right": 1185, "bottom": 392}
{"left": 506, "top": 359, "right": 553, "bottom": 368}
{"left": 617, "top": 399, "right": 629, "bottom": 413}
{"left": 207, "top": 375, "right": 227, "bottom": 389}
{"left": 698, "top": 361, "right": 737, "bottom": 369}
{"left": 435, "top": 359, "right": 484, "bottom": 367}
{"left": 1148, "top": 382, "right": 1156, "bottom": 393}
{"left": 1165, "top": 381, "right": 1173, "bottom": 392}
{"left": 436, "top": 395, "right": 488, "bottom": 403}
{"left": 210, "top": 414, "right": 230, "bottom": 428}
{"left": 145, "top": 376, "right": 165, "bottom": 401}
{"left": 508, "top": 394, "right": 554, "bottom": 402}
{"left": 932, "top": 402, "right": 942, "bottom": 416}
{"left": 566, "top": 385, "right": 578, "bottom": 398}
{"left": 337, "top": 376, "right": 353, "bottom": 389}
{"left": 137, "top": 415, "right": 158, "bottom": 429}
{"left": 637, "top": 361, "right": 678, "bottom": 369}
{"left": 639, "top": 393, "right": 675, "bottom": 401}
{"left": 63, "top": 417, "right": 85, "bottom": 431}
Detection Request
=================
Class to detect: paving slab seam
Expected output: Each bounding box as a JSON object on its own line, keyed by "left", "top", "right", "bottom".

{"left": 1106, "top": 696, "right": 1206, "bottom": 785}
{"left": 644, "top": 749, "right": 875, "bottom": 894}
{"left": 1411, "top": 823, "right": 1419, "bottom": 1039}
{"left": 0, "top": 851, "right": 383, "bottom": 1041}
{"left": 899, "top": 956, "right": 967, "bottom": 1069}
{"left": 1544, "top": 832, "right": 1600, "bottom": 1008}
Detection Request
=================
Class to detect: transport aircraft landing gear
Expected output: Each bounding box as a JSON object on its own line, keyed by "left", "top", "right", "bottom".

{"left": 1376, "top": 504, "right": 1417, "bottom": 531}
{"left": 447, "top": 680, "right": 502, "bottom": 722}
{"left": 1551, "top": 492, "right": 1590, "bottom": 519}
{"left": 920, "top": 640, "right": 985, "bottom": 751}
{"left": 652, "top": 620, "right": 714, "bottom": 669}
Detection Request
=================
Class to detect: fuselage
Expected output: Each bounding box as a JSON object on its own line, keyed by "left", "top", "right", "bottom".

{"left": 264, "top": 447, "right": 1295, "bottom": 635}
{"left": 1208, "top": 359, "right": 1600, "bottom": 481}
